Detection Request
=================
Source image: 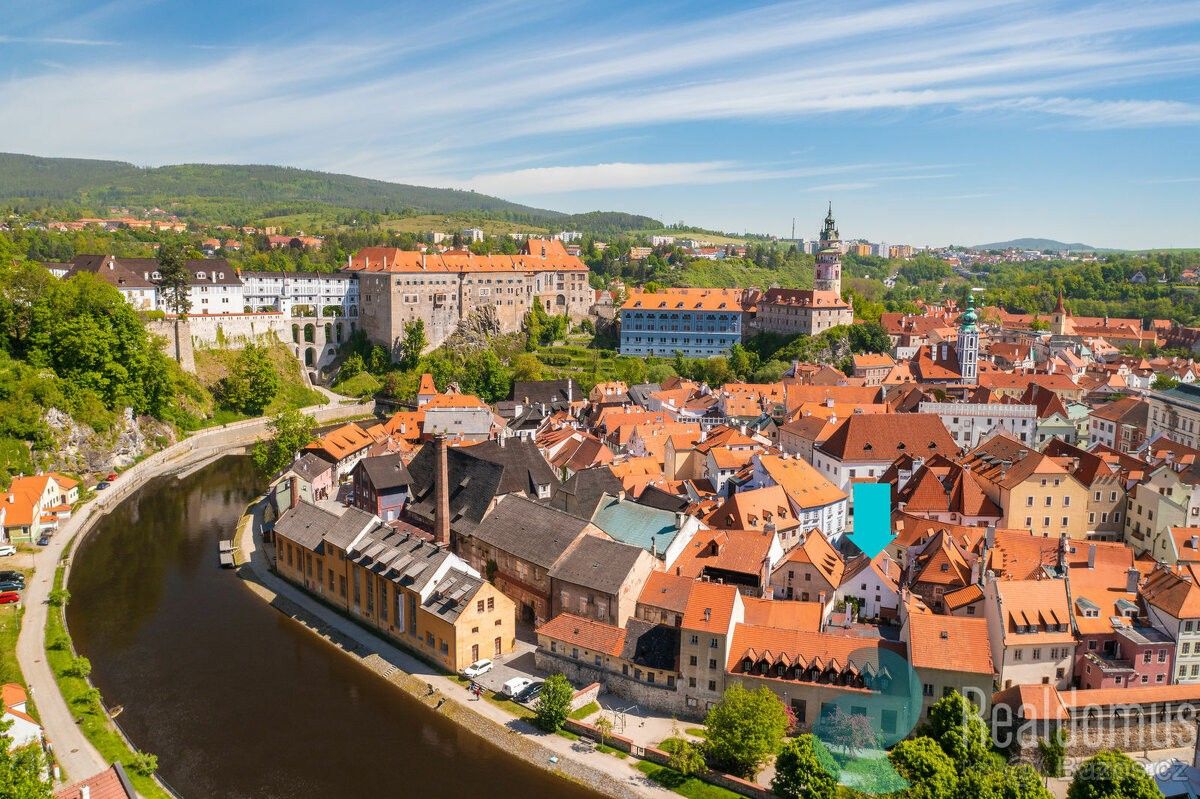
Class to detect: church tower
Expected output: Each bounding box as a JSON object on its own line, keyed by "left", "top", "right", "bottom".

{"left": 957, "top": 293, "right": 979, "bottom": 385}
{"left": 1051, "top": 289, "right": 1069, "bottom": 336}
{"left": 814, "top": 203, "right": 842, "bottom": 296}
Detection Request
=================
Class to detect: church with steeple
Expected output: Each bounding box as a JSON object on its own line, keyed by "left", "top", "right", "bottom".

{"left": 756, "top": 205, "right": 854, "bottom": 336}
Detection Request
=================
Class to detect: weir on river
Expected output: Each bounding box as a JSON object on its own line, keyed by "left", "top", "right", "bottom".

{"left": 67, "top": 455, "right": 604, "bottom": 799}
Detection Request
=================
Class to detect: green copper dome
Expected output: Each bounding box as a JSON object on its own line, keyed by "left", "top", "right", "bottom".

{"left": 960, "top": 294, "right": 978, "bottom": 331}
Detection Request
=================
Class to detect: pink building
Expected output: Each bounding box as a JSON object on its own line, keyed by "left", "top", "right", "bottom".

{"left": 1076, "top": 623, "right": 1175, "bottom": 690}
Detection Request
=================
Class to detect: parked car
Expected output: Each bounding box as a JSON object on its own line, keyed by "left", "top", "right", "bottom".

{"left": 515, "top": 680, "right": 544, "bottom": 704}
{"left": 0, "top": 571, "right": 25, "bottom": 585}
{"left": 0, "top": 545, "right": 15, "bottom": 557}
{"left": 500, "top": 677, "right": 534, "bottom": 699}
{"left": 95, "top": 482, "right": 111, "bottom": 491}
{"left": 106, "top": 472, "right": 118, "bottom": 482}
{"left": 0, "top": 580, "right": 22, "bottom": 593}
{"left": 462, "top": 659, "right": 493, "bottom": 679}
{"left": 0, "top": 592, "right": 19, "bottom": 605}
{"left": 37, "top": 534, "right": 51, "bottom": 547}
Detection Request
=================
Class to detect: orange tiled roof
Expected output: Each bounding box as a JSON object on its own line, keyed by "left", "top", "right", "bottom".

{"left": 622, "top": 287, "right": 751, "bottom": 312}
{"left": 681, "top": 581, "right": 740, "bottom": 634}
{"left": 637, "top": 571, "right": 695, "bottom": 614}
{"left": 906, "top": 611, "right": 993, "bottom": 675}
{"left": 755, "top": 454, "right": 846, "bottom": 509}
{"left": 818, "top": 414, "right": 957, "bottom": 463}
{"left": 672, "top": 529, "right": 776, "bottom": 580}
{"left": 727, "top": 624, "right": 904, "bottom": 675}
{"left": 782, "top": 528, "right": 846, "bottom": 588}
{"left": 741, "top": 597, "right": 822, "bottom": 632}
{"left": 706, "top": 485, "right": 800, "bottom": 534}
{"left": 536, "top": 612, "right": 626, "bottom": 657}
{"left": 305, "top": 422, "right": 374, "bottom": 460}
{"left": 942, "top": 583, "right": 984, "bottom": 610}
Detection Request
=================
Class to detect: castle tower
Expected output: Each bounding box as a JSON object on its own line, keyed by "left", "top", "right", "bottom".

{"left": 957, "top": 294, "right": 979, "bottom": 385}
{"left": 814, "top": 203, "right": 842, "bottom": 296}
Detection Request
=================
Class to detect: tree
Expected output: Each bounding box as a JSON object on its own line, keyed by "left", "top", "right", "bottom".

{"left": 1153, "top": 373, "right": 1180, "bottom": 391}
{"left": 339, "top": 353, "right": 365, "bottom": 381}
{"left": 400, "top": 320, "right": 426, "bottom": 370}
{"left": 815, "top": 708, "right": 880, "bottom": 755}
{"left": 703, "top": 684, "right": 789, "bottom": 778}
{"left": 68, "top": 655, "right": 92, "bottom": 679}
{"left": 47, "top": 587, "right": 70, "bottom": 607}
{"left": 888, "top": 737, "right": 958, "bottom": 799}
{"left": 772, "top": 734, "right": 838, "bottom": 799}
{"left": 1067, "top": 750, "right": 1158, "bottom": 799}
{"left": 667, "top": 736, "right": 707, "bottom": 777}
{"left": 128, "top": 750, "right": 159, "bottom": 777}
{"left": 848, "top": 321, "right": 892, "bottom": 354}
{"left": 0, "top": 720, "right": 53, "bottom": 799}
{"left": 511, "top": 353, "right": 544, "bottom": 382}
{"left": 252, "top": 409, "right": 315, "bottom": 477}
{"left": 156, "top": 239, "right": 191, "bottom": 364}
{"left": 533, "top": 673, "right": 573, "bottom": 732}
{"left": 928, "top": 691, "right": 990, "bottom": 767}
{"left": 1036, "top": 728, "right": 1068, "bottom": 778}
{"left": 219, "top": 344, "right": 279, "bottom": 415}
{"left": 593, "top": 715, "right": 613, "bottom": 748}
{"left": 958, "top": 762, "right": 1052, "bottom": 799}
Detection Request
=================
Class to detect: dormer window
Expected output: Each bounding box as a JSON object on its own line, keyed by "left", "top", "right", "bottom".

{"left": 197, "top": 271, "right": 206, "bottom": 280}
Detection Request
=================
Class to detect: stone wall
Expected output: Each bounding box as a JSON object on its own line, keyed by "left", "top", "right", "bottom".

{"left": 535, "top": 650, "right": 700, "bottom": 720}
{"left": 146, "top": 318, "right": 196, "bottom": 372}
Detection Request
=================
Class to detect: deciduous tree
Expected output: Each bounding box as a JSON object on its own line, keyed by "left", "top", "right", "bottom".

{"left": 533, "top": 673, "right": 573, "bottom": 732}
{"left": 1066, "top": 751, "right": 1158, "bottom": 799}
{"left": 703, "top": 684, "right": 789, "bottom": 778}
{"left": 772, "top": 734, "right": 838, "bottom": 799}
{"left": 252, "top": 409, "right": 315, "bottom": 477}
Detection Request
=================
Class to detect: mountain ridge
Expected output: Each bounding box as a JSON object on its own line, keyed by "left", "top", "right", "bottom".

{"left": 0, "top": 152, "right": 661, "bottom": 232}
{"left": 971, "top": 237, "right": 1110, "bottom": 252}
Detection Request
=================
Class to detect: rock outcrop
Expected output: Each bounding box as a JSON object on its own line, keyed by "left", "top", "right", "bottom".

{"left": 42, "top": 407, "right": 177, "bottom": 475}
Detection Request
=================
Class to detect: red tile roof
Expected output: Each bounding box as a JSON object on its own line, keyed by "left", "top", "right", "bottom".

{"left": 536, "top": 612, "right": 626, "bottom": 657}
{"left": 906, "top": 611, "right": 993, "bottom": 675}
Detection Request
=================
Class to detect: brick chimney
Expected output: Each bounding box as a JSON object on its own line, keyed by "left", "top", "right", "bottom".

{"left": 434, "top": 433, "right": 451, "bottom": 547}
{"left": 289, "top": 476, "right": 299, "bottom": 510}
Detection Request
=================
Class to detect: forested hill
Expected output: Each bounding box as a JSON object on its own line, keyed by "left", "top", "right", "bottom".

{"left": 972, "top": 237, "right": 1106, "bottom": 252}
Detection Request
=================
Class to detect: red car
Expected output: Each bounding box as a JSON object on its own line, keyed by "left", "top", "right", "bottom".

{"left": 106, "top": 472, "right": 118, "bottom": 482}
{"left": 0, "top": 592, "right": 20, "bottom": 605}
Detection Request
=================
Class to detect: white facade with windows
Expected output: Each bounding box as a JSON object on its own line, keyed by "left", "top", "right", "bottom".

{"left": 919, "top": 401, "right": 1035, "bottom": 449}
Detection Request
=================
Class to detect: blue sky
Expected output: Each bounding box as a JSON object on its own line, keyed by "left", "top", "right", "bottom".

{"left": 2, "top": 0, "right": 1199, "bottom": 248}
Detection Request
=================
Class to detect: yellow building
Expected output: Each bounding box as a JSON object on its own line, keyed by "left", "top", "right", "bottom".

{"left": 961, "top": 434, "right": 1090, "bottom": 539}
{"left": 274, "top": 501, "right": 515, "bottom": 672}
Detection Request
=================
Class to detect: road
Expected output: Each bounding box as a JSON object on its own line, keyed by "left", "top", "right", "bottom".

{"left": 15, "top": 397, "right": 374, "bottom": 785}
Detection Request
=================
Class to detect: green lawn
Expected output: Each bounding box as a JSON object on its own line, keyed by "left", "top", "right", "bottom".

{"left": 0, "top": 604, "right": 25, "bottom": 686}
{"left": 332, "top": 372, "right": 382, "bottom": 398}
{"left": 45, "top": 566, "right": 171, "bottom": 798}
{"left": 635, "top": 761, "right": 743, "bottom": 799}
{"left": 568, "top": 701, "right": 600, "bottom": 720}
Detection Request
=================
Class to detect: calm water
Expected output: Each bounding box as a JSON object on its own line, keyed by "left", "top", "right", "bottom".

{"left": 68, "top": 456, "right": 603, "bottom": 799}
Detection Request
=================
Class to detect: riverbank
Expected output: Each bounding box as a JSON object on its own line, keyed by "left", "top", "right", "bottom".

{"left": 16, "top": 397, "right": 375, "bottom": 788}
{"left": 235, "top": 502, "right": 669, "bottom": 799}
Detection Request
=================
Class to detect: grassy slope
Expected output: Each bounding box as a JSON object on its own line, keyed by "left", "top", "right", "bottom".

{"left": 46, "top": 566, "right": 170, "bottom": 798}
{"left": 0, "top": 153, "right": 561, "bottom": 221}
{"left": 635, "top": 761, "right": 743, "bottom": 799}
{"left": 193, "top": 341, "right": 326, "bottom": 424}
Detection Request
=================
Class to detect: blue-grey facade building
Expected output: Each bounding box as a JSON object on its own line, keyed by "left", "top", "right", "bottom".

{"left": 618, "top": 287, "right": 752, "bottom": 357}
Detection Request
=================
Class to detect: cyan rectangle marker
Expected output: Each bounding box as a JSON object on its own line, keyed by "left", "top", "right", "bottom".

{"left": 850, "top": 483, "right": 893, "bottom": 558}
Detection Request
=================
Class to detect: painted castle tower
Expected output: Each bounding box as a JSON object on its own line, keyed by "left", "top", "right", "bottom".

{"left": 815, "top": 203, "right": 843, "bottom": 296}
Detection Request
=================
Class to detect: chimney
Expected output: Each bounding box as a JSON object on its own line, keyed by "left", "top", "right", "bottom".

{"left": 1087, "top": 544, "right": 1096, "bottom": 569}
{"left": 81, "top": 787, "right": 90, "bottom": 799}
{"left": 1192, "top": 535, "right": 1199, "bottom": 551}
{"left": 434, "top": 434, "right": 451, "bottom": 547}
{"left": 289, "top": 476, "right": 299, "bottom": 510}
{"left": 703, "top": 608, "right": 712, "bottom": 623}
{"left": 1126, "top": 566, "right": 1140, "bottom": 594}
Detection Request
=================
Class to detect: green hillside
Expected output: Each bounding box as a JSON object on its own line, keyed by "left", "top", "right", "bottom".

{"left": 0, "top": 152, "right": 563, "bottom": 223}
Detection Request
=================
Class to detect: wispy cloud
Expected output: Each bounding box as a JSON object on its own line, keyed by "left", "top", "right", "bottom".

{"left": 0, "top": 35, "right": 116, "bottom": 46}
{"left": 0, "top": 0, "right": 1198, "bottom": 187}
{"left": 973, "top": 97, "right": 1200, "bottom": 127}
{"left": 1141, "top": 176, "right": 1200, "bottom": 184}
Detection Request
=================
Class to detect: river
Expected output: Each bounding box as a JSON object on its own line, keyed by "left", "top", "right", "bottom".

{"left": 67, "top": 455, "right": 605, "bottom": 799}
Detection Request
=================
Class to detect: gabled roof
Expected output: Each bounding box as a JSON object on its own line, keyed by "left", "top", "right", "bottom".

{"left": 681, "top": 581, "right": 740, "bottom": 634}
{"left": 781, "top": 528, "right": 846, "bottom": 588}
{"left": 304, "top": 422, "right": 374, "bottom": 462}
{"left": 53, "top": 763, "right": 137, "bottom": 799}
{"left": 550, "top": 466, "right": 625, "bottom": 519}
{"left": 705, "top": 485, "right": 799, "bottom": 533}
{"left": 474, "top": 495, "right": 595, "bottom": 569}
{"left": 549, "top": 535, "right": 648, "bottom": 595}
{"left": 727, "top": 625, "right": 905, "bottom": 675}
{"left": 590, "top": 494, "right": 680, "bottom": 556}
{"left": 354, "top": 454, "right": 412, "bottom": 490}
{"left": 274, "top": 502, "right": 376, "bottom": 554}
{"left": 672, "top": 529, "right": 775, "bottom": 580}
{"left": 910, "top": 529, "right": 973, "bottom": 588}
{"left": 993, "top": 579, "right": 1074, "bottom": 644}
{"left": 817, "top": 414, "right": 957, "bottom": 463}
{"left": 1090, "top": 396, "right": 1149, "bottom": 425}
{"left": 1141, "top": 566, "right": 1200, "bottom": 619}
{"left": 638, "top": 571, "right": 695, "bottom": 614}
{"left": 907, "top": 611, "right": 993, "bottom": 675}
{"left": 755, "top": 454, "right": 846, "bottom": 509}
{"left": 536, "top": 613, "right": 626, "bottom": 657}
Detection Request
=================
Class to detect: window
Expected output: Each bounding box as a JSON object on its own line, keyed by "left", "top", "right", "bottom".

{"left": 487, "top": 597, "right": 495, "bottom": 611}
{"left": 689, "top": 635, "right": 699, "bottom": 645}
{"left": 1014, "top": 649, "right": 1023, "bottom": 661}
{"left": 689, "top": 655, "right": 698, "bottom": 666}
{"left": 689, "top": 677, "right": 697, "bottom": 688}
{"left": 710, "top": 637, "right": 719, "bottom": 648}
{"left": 1033, "top": 648, "right": 1042, "bottom": 660}
{"left": 708, "top": 680, "right": 716, "bottom": 692}
{"left": 708, "top": 659, "right": 717, "bottom": 669}
{"left": 922, "top": 683, "right": 934, "bottom": 697}
{"left": 477, "top": 600, "right": 485, "bottom": 613}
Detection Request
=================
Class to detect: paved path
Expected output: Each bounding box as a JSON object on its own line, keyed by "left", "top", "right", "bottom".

{"left": 238, "top": 507, "right": 672, "bottom": 799}
{"left": 15, "top": 399, "right": 375, "bottom": 785}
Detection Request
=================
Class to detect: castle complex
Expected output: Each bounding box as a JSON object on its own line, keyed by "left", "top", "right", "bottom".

{"left": 348, "top": 238, "right": 593, "bottom": 354}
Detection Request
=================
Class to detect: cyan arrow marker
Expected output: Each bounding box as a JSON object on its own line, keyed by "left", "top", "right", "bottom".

{"left": 849, "top": 483, "right": 894, "bottom": 559}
